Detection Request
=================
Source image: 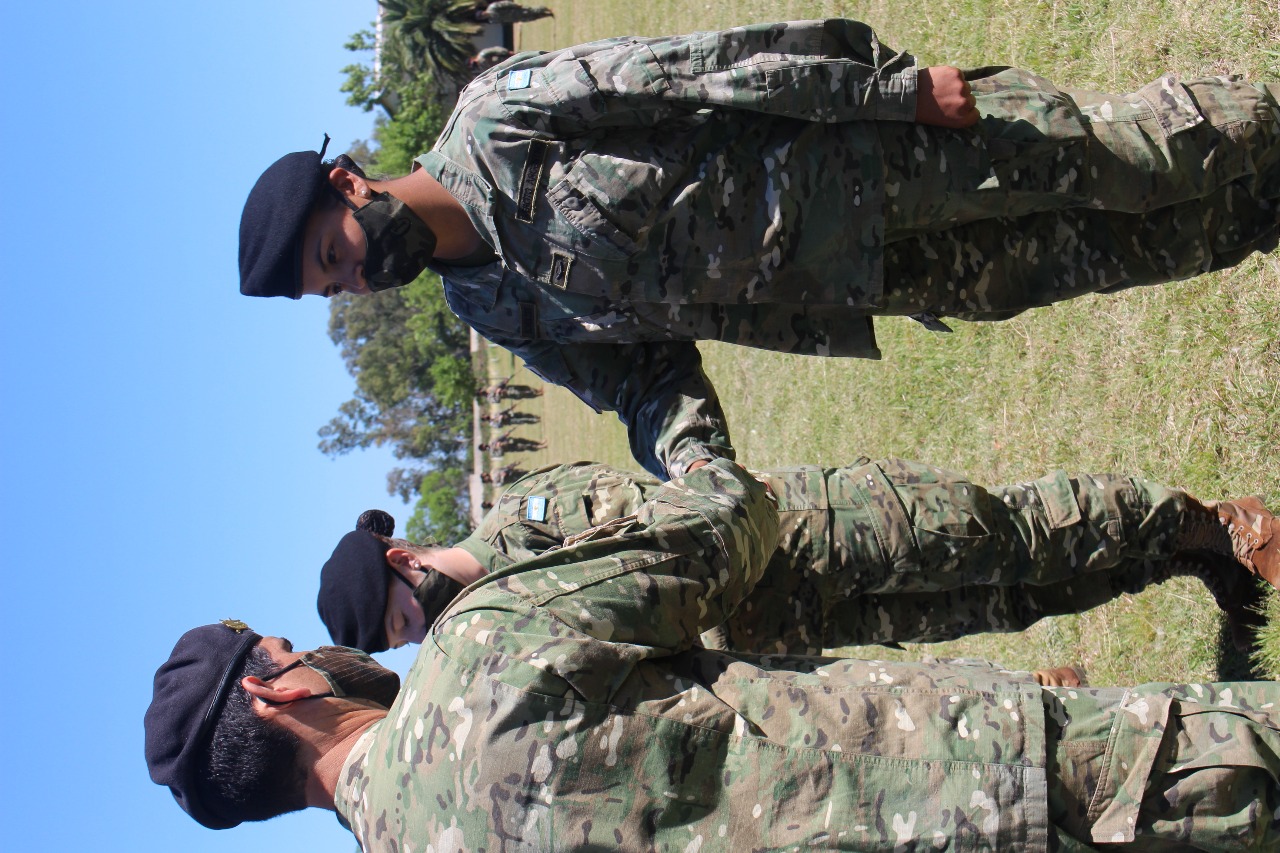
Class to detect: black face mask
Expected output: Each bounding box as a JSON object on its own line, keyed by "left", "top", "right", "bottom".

{"left": 348, "top": 191, "right": 437, "bottom": 291}
{"left": 261, "top": 646, "right": 402, "bottom": 709}
{"left": 410, "top": 570, "right": 465, "bottom": 628}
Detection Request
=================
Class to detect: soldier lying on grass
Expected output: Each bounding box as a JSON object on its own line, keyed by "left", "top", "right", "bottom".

{"left": 148, "top": 461, "right": 1280, "bottom": 850}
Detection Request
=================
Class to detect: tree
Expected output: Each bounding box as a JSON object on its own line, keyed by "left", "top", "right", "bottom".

{"left": 319, "top": 275, "right": 475, "bottom": 461}
{"left": 325, "top": 5, "right": 479, "bottom": 549}
{"left": 318, "top": 269, "right": 477, "bottom": 543}
{"left": 405, "top": 466, "right": 472, "bottom": 545}
{"left": 362, "top": 72, "right": 448, "bottom": 175}
{"left": 379, "top": 0, "right": 479, "bottom": 87}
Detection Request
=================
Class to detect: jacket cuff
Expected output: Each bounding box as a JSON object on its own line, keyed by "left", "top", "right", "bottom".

{"left": 875, "top": 54, "right": 918, "bottom": 122}
{"left": 667, "top": 445, "right": 731, "bottom": 480}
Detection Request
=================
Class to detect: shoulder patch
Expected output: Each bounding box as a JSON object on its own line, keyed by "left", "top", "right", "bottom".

{"left": 508, "top": 69, "right": 533, "bottom": 91}
{"left": 525, "top": 495, "right": 548, "bottom": 522}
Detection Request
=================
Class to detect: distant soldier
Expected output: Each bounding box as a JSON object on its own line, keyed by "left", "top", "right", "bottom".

{"left": 476, "top": 1, "right": 553, "bottom": 23}
{"left": 483, "top": 405, "right": 539, "bottom": 427}
{"left": 472, "top": 46, "right": 514, "bottom": 72}
{"left": 474, "top": 375, "right": 542, "bottom": 403}
{"left": 478, "top": 430, "right": 546, "bottom": 456}
{"left": 479, "top": 463, "right": 526, "bottom": 485}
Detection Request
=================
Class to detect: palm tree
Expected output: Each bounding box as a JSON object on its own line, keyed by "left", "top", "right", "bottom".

{"left": 379, "top": 0, "right": 480, "bottom": 85}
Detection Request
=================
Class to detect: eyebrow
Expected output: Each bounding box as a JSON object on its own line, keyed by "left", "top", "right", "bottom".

{"left": 314, "top": 233, "right": 327, "bottom": 275}
{"left": 311, "top": 235, "right": 336, "bottom": 298}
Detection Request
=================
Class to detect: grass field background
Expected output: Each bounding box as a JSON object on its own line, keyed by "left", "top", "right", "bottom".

{"left": 478, "top": 0, "right": 1280, "bottom": 685}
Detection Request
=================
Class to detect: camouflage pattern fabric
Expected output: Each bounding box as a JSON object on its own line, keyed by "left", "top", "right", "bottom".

{"left": 334, "top": 460, "right": 1280, "bottom": 851}
{"left": 457, "top": 457, "right": 1191, "bottom": 654}
{"left": 420, "top": 20, "right": 1279, "bottom": 480}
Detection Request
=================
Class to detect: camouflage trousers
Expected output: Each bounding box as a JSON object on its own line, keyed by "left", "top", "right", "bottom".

{"left": 875, "top": 70, "right": 1280, "bottom": 318}
{"left": 1046, "top": 681, "right": 1280, "bottom": 850}
{"left": 718, "top": 459, "right": 1191, "bottom": 654}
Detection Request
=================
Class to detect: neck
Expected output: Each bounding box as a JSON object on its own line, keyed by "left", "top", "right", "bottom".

{"left": 302, "top": 708, "right": 386, "bottom": 811}
{"left": 369, "top": 171, "right": 483, "bottom": 260}
{"left": 433, "top": 546, "right": 487, "bottom": 585}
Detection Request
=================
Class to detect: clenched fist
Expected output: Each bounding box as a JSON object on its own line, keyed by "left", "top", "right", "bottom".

{"left": 915, "top": 66, "right": 980, "bottom": 128}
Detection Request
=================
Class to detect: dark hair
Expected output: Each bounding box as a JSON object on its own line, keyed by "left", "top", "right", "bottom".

{"left": 196, "top": 646, "right": 308, "bottom": 822}
{"left": 372, "top": 532, "right": 443, "bottom": 554}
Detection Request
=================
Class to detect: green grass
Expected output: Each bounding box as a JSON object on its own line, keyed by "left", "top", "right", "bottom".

{"left": 477, "top": 0, "right": 1280, "bottom": 685}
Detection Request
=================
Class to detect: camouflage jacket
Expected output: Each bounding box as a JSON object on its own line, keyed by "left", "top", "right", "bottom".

{"left": 422, "top": 19, "right": 916, "bottom": 478}
{"left": 335, "top": 460, "right": 1051, "bottom": 851}
{"left": 458, "top": 460, "right": 881, "bottom": 654}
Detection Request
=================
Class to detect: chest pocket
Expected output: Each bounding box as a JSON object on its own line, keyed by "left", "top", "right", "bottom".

{"left": 546, "top": 111, "right": 713, "bottom": 261}
{"left": 581, "top": 470, "right": 654, "bottom": 526}
{"left": 492, "top": 478, "right": 576, "bottom": 554}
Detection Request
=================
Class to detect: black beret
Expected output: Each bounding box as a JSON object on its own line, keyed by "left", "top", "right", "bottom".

{"left": 238, "top": 136, "right": 332, "bottom": 299}
{"left": 317, "top": 513, "right": 395, "bottom": 653}
{"left": 144, "top": 620, "right": 262, "bottom": 829}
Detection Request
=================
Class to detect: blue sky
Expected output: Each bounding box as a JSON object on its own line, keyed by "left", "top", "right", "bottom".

{"left": 0, "top": 2, "right": 423, "bottom": 849}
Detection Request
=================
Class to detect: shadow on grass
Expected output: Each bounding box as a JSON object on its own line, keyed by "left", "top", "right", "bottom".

{"left": 1215, "top": 622, "right": 1267, "bottom": 681}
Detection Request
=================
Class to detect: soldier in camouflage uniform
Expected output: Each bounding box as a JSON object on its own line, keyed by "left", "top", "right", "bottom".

{"left": 476, "top": 1, "right": 552, "bottom": 24}
{"left": 475, "top": 376, "right": 542, "bottom": 403}
{"left": 147, "top": 461, "right": 1280, "bottom": 850}
{"left": 478, "top": 429, "right": 546, "bottom": 455}
{"left": 480, "top": 462, "right": 528, "bottom": 484}
{"left": 469, "top": 45, "right": 515, "bottom": 75}
{"left": 482, "top": 405, "right": 539, "bottom": 427}
{"left": 318, "top": 457, "right": 1275, "bottom": 656}
{"left": 240, "top": 19, "right": 1280, "bottom": 480}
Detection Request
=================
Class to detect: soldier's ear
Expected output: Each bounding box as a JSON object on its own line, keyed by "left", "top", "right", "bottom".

{"left": 241, "top": 676, "right": 312, "bottom": 709}
{"left": 385, "top": 548, "right": 417, "bottom": 571}
{"left": 326, "top": 167, "right": 369, "bottom": 202}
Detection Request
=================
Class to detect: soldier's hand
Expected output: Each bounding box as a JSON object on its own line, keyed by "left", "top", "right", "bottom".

{"left": 915, "top": 66, "right": 979, "bottom": 128}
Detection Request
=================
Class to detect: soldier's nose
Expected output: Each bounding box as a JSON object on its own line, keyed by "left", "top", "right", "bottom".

{"left": 348, "top": 273, "right": 371, "bottom": 296}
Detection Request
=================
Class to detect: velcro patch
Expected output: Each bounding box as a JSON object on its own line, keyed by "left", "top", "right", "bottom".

{"left": 549, "top": 251, "right": 573, "bottom": 289}
{"left": 508, "top": 69, "right": 533, "bottom": 90}
{"left": 526, "top": 495, "right": 548, "bottom": 522}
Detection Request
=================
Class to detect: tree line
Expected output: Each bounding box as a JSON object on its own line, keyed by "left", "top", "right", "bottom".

{"left": 319, "top": 0, "right": 493, "bottom": 545}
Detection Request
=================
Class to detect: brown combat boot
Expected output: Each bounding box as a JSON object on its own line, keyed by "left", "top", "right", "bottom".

{"left": 1179, "top": 496, "right": 1280, "bottom": 590}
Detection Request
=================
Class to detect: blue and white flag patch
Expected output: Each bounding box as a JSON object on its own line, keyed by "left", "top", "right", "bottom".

{"left": 526, "top": 495, "right": 548, "bottom": 521}
{"left": 508, "top": 69, "right": 533, "bottom": 90}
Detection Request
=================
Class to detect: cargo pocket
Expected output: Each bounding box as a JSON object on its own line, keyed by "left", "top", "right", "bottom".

{"left": 1026, "top": 470, "right": 1084, "bottom": 531}
{"left": 581, "top": 471, "right": 649, "bottom": 526}
{"left": 838, "top": 459, "right": 1090, "bottom": 595}
{"left": 863, "top": 459, "right": 1002, "bottom": 592}
{"left": 964, "top": 67, "right": 1093, "bottom": 218}
{"left": 1077, "top": 74, "right": 1252, "bottom": 212}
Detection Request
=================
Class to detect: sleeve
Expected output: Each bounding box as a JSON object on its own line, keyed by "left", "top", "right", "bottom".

{"left": 505, "top": 337, "right": 733, "bottom": 480}
{"left": 439, "top": 460, "right": 780, "bottom": 700}
{"left": 497, "top": 19, "right": 917, "bottom": 136}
